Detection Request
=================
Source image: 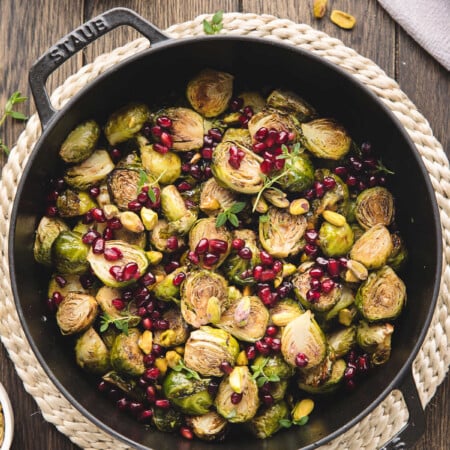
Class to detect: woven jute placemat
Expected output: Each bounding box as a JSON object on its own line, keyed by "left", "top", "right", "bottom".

{"left": 0, "top": 13, "right": 448, "bottom": 450}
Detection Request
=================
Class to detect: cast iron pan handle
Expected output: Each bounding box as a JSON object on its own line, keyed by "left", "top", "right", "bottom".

{"left": 380, "top": 370, "right": 425, "bottom": 449}
{"left": 29, "top": 7, "right": 169, "bottom": 129}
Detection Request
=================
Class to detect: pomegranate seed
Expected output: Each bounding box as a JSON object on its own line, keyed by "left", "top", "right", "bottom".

{"left": 271, "top": 338, "right": 281, "bottom": 352}
{"left": 156, "top": 319, "right": 170, "bottom": 331}
{"left": 346, "top": 175, "right": 358, "bottom": 186}
{"left": 344, "top": 365, "right": 356, "bottom": 380}
{"left": 304, "top": 189, "right": 315, "bottom": 200}
{"left": 339, "top": 257, "right": 348, "bottom": 268}
{"left": 129, "top": 401, "right": 144, "bottom": 415}
{"left": 152, "top": 343, "right": 164, "bottom": 356}
{"left": 347, "top": 350, "right": 357, "bottom": 364}
{"left": 357, "top": 355, "right": 370, "bottom": 373}
{"left": 350, "top": 156, "right": 363, "bottom": 171}
{"left": 122, "top": 262, "right": 139, "bottom": 281}
{"left": 144, "top": 367, "right": 160, "bottom": 381}
{"left": 228, "top": 155, "right": 241, "bottom": 169}
{"left": 260, "top": 160, "right": 273, "bottom": 174}
{"left": 177, "top": 182, "right": 192, "bottom": 193}
{"left": 310, "top": 278, "right": 321, "bottom": 290}
{"left": 264, "top": 336, "right": 274, "bottom": 346}
{"left": 82, "top": 230, "right": 99, "bottom": 245}
{"left": 369, "top": 175, "right": 378, "bottom": 187}
{"left": 79, "top": 273, "right": 95, "bottom": 289}
{"left": 155, "top": 399, "right": 170, "bottom": 409}
{"left": 108, "top": 217, "right": 122, "bottom": 230}
{"left": 55, "top": 275, "right": 67, "bottom": 287}
{"left": 358, "top": 180, "right": 367, "bottom": 191}
{"left": 128, "top": 200, "right": 143, "bottom": 212}
{"left": 154, "top": 143, "right": 169, "bottom": 154}
{"left": 137, "top": 191, "right": 148, "bottom": 204}
{"left": 164, "top": 261, "right": 180, "bottom": 273}
{"left": 46, "top": 205, "right": 58, "bottom": 216}
{"left": 243, "top": 106, "right": 253, "bottom": 117}
{"left": 201, "top": 147, "right": 213, "bottom": 159}
{"left": 104, "top": 246, "right": 123, "bottom": 261}
{"left": 274, "top": 158, "right": 285, "bottom": 171}
{"left": 160, "top": 131, "right": 173, "bottom": 148}
{"left": 138, "top": 272, "right": 155, "bottom": 287}
{"left": 295, "top": 352, "right": 309, "bottom": 368}
{"left": 378, "top": 175, "right": 386, "bottom": 185}
{"left": 52, "top": 291, "right": 64, "bottom": 306}
{"left": 272, "top": 260, "right": 282, "bottom": 273}
{"left": 230, "top": 97, "right": 244, "bottom": 111}
{"left": 361, "top": 142, "right": 372, "bottom": 154}
{"left": 255, "top": 340, "right": 270, "bottom": 355}
{"left": 231, "top": 392, "right": 243, "bottom": 404}
{"left": 306, "top": 289, "right": 321, "bottom": 302}
{"left": 314, "top": 181, "right": 325, "bottom": 198}
{"left": 266, "top": 325, "right": 278, "bottom": 337}
{"left": 181, "top": 163, "right": 190, "bottom": 173}
{"left": 208, "top": 128, "right": 222, "bottom": 142}
{"left": 195, "top": 238, "right": 209, "bottom": 254}
{"left": 334, "top": 166, "right": 347, "bottom": 177}
{"left": 238, "top": 247, "right": 252, "bottom": 260}
{"left": 98, "top": 380, "right": 109, "bottom": 393}
{"left": 91, "top": 208, "right": 105, "bottom": 223}
{"left": 220, "top": 361, "right": 233, "bottom": 375}
{"left": 321, "top": 278, "right": 335, "bottom": 293}
{"left": 246, "top": 345, "right": 256, "bottom": 360}
{"left": 260, "top": 269, "right": 276, "bottom": 282}
{"left": 52, "top": 178, "right": 66, "bottom": 191}
{"left": 166, "top": 236, "right": 179, "bottom": 251}
{"left": 288, "top": 131, "right": 296, "bottom": 141}
{"left": 151, "top": 125, "right": 162, "bottom": 137}
{"left": 171, "top": 272, "right": 185, "bottom": 287}
{"left": 253, "top": 265, "right": 263, "bottom": 280}
{"left": 110, "top": 148, "right": 121, "bottom": 161}
{"left": 310, "top": 267, "right": 324, "bottom": 278}
{"left": 323, "top": 176, "right": 337, "bottom": 190}
{"left": 135, "top": 286, "right": 150, "bottom": 302}
{"left": 92, "top": 238, "right": 105, "bottom": 254}
{"left": 363, "top": 156, "right": 377, "bottom": 169}
{"left": 209, "top": 239, "right": 228, "bottom": 254}
{"left": 112, "top": 298, "right": 126, "bottom": 310}
{"left": 258, "top": 287, "right": 273, "bottom": 306}
{"left": 142, "top": 317, "right": 153, "bottom": 330}
{"left": 232, "top": 238, "right": 245, "bottom": 250}
{"left": 145, "top": 385, "right": 156, "bottom": 403}
{"left": 138, "top": 410, "right": 153, "bottom": 422}
{"left": 144, "top": 354, "right": 155, "bottom": 367}
{"left": 188, "top": 251, "right": 199, "bottom": 264}
{"left": 116, "top": 397, "right": 129, "bottom": 411}
{"left": 103, "top": 227, "right": 114, "bottom": 240}
{"left": 255, "top": 127, "right": 269, "bottom": 142}
{"left": 316, "top": 256, "right": 328, "bottom": 267}
{"left": 180, "top": 426, "right": 194, "bottom": 440}
{"left": 203, "top": 253, "right": 219, "bottom": 266}
{"left": 88, "top": 186, "right": 100, "bottom": 198}
{"left": 259, "top": 250, "right": 273, "bottom": 266}
{"left": 304, "top": 243, "right": 318, "bottom": 257}
{"left": 262, "top": 393, "right": 274, "bottom": 406}
{"left": 327, "top": 259, "right": 340, "bottom": 277}
{"left": 108, "top": 388, "right": 122, "bottom": 401}
{"left": 276, "top": 131, "right": 289, "bottom": 144}
{"left": 253, "top": 142, "right": 266, "bottom": 153}
{"left": 277, "top": 283, "right": 291, "bottom": 299}
{"left": 156, "top": 116, "right": 172, "bottom": 128}
{"left": 46, "top": 190, "right": 59, "bottom": 202}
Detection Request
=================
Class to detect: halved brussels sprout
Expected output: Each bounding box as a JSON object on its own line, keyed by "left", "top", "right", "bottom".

{"left": 152, "top": 407, "right": 183, "bottom": 432}
{"left": 321, "top": 286, "right": 355, "bottom": 322}
{"left": 238, "top": 91, "right": 266, "bottom": 114}
{"left": 186, "top": 69, "right": 234, "bottom": 117}
{"left": 249, "top": 401, "right": 289, "bottom": 439}
{"left": 34, "top": 217, "right": 69, "bottom": 266}
{"left": 56, "top": 189, "right": 97, "bottom": 218}
{"left": 48, "top": 273, "right": 93, "bottom": 299}
{"left": 102, "top": 371, "right": 145, "bottom": 402}
{"left": 52, "top": 231, "right": 90, "bottom": 274}
{"left": 252, "top": 354, "right": 295, "bottom": 380}
{"left": 259, "top": 207, "right": 307, "bottom": 258}
{"left": 181, "top": 270, "right": 229, "bottom": 328}
{"left": 110, "top": 328, "right": 145, "bottom": 376}
{"left": 248, "top": 109, "right": 298, "bottom": 144}
{"left": 387, "top": 233, "right": 408, "bottom": 272}
{"left": 153, "top": 308, "right": 189, "bottom": 347}
{"left": 222, "top": 128, "right": 252, "bottom": 147}
{"left": 186, "top": 411, "right": 227, "bottom": 441}
{"left": 276, "top": 151, "right": 315, "bottom": 193}
{"left": 150, "top": 219, "right": 184, "bottom": 252}
{"left": 104, "top": 103, "right": 150, "bottom": 145}
{"left": 56, "top": 292, "right": 98, "bottom": 335}
{"left": 301, "top": 118, "right": 351, "bottom": 160}
{"left": 350, "top": 224, "right": 393, "bottom": 270}
{"left": 270, "top": 380, "right": 289, "bottom": 402}
{"left": 355, "top": 187, "right": 394, "bottom": 230}
{"left": 200, "top": 177, "right": 236, "bottom": 216}
{"left": 327, "top": 326, "right": 356, "bottom": 358}
{"left": 184, "top": 326, "right": 239, "bottom": 377}
{"left": 87, "top": 240, "right": 149, "bottom": 288}
{"left": 114, "top": 227, "right": 147, "bottom": 249}
{"left": 215, "top": 366, "right": 259, "bottom": 423}
{"left": 267, "top": 89, "right": 316, "bottom": 122}
{"left": 152, "top": 266, "right": 186, "bottom": 302}
{"left": 298, "top": 357, "right": 346, "bottom": 394}
{"left": 355, "top": 266, "right": 406, "bottom": 321}
{"left": 163, "top": 370, "right": 213, "bottom": 415}
{"left": 297, "top": 350, "right": 334, "bottom": 388}
{"left": 64, "top": 150, "right": 115, "bottom": 190}
{"left": 281, "top": 310, "right": 327, "bottom": 368}
{"left": 270, "top": 298, "right": 304, "bottom": 326}
{"left": 75, "top": 327, "right": 110, "bottom": 374}
{"left": 95, "top": 286, "right": 140, "bottom": 325}
{"left": 107, "top": 168, "right": 141, "bottom": 211}
{"left": 217, "top": 296, "right": 269, "bottom": 342}
{"left": 189, "top": 218, "right": 232, "bottom": 269}
{"left": 319, "top": 221, "right": 354, "bottom": 257}
{"left": 59, "top": 119, "right": 100, "bottom": 163}
{"left": 211, "top": 141, "right": 264, "bottom": 194}
{"left": 263, "top": 188, "right": 289, "bottom": 208}
{"left": 356, "top": 321, "right": 394, "bottom": 366}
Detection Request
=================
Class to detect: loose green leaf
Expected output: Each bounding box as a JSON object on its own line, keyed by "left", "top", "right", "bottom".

{"left": 173, "top": 358, "right": 201, "bottom": 381}
{"left": 376, "top": 159, "right": 395, "bottom": 175}
{"left": 203, "top": 11, "right": 224, "bottom": 35}
{"left": 8, "top": 111, "right": 28, "bottom": 120}
{"left": 229, "top": 201, "right": 246, "bottom": 214}
{"left": 293, "top": 416, "right": 309, "bottom": 426}
{"left": 279, "top": 418, "right": 292, "bottom": 428}
{"left": 99, "top": 311, "right": 135, "bottom": 336}
{"left": 215, "top": 201, "right": 246, "bottom": 228}
{"left": 1, "top": 91, "right": 28, "bottom": 156}
{"left": 212, "top": 10, "right": 223, "bottom": 24}
{"left": 202, "top": 19, "right": 214, "bottom": 35}
{"left": 216, "top": 212, "right": 228, "bottom": 228}
{"left": 228, "top": 213, "right": 239, "bottom": 227}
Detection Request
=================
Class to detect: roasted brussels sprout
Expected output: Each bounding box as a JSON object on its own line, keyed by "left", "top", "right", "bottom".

{"left": 387, "top": 233, "right": 408, "bottom": 272}
{"left": 59, "top": 119, "right": 100, "bottom": 163}
{"left": 152, "top": 266, "right": 186, "bottom": 302}
{"left": 301, "top": 118, "right": 351, "bottom": 160}
{"left": 211, "top": 141, "right": 264, "bottom": 194}
{"left": 33, "top": 216, "right": 69, "bottom": 266}
{"left": 150, "top": 219, "right": 184, "bottom": 252}
{"left": 259, "top": 207, "right": 307, "bottom": 258}
{"left": 281, "top": 310, "right": 327, "bottom": 368}
{"left": 327, "top": 326, "right": 356, "bottom": 358}
{"left": 107, "top": 168, "right": 141, "bottom": 211}
{"left": 350, "top": 224, "right": 393, "bottom": 270}
{"left": 186, "top": 69, "right": 234, "bottom": 117}
{"left": 249, "top": 401, "right": 289, "bottom": 439}
{"left": 217, "top": 296, "right": 269, "bottom": 342}
{"left": 110, "top": 328, "right": 145, "bottom": 376}
{"left": 237, "top": 91, "right": 266, "bottom": 114}
{"left": 356, "top": 321, "right": 394, "bottom": 366}
{"left": 56, "top": 292, "right": 98, "bottom": 335}
{"left": 298, "top": 357, "right": 346, "bottom": 394}
{"left": 75, "top": 327, "right": 110, "bottom": 374}
{"left": 319, "top": 221, "right": 354, "bottom": 257}
{"left": 87, "top": 240, "right": 149, "bottom": 288}
{"left": 252, "top": 354, "right": 295, "bottom": 380}
{"left": 104, "top": 103, "right": 150, "bottom": 145}
{"left": 321, "top": 286, "right": 355, "bottom": 322}
{"left": 163, "top": 370, "right": 213, "bottom": 415}
{"left": 47, "top": 273, "right": 93, "bottom": 299}
{"left": 95, "top": 286, "right": 140, "bottom": 325}
{"left": 152, "top": 407, "right": 183, "bottom": 432}
{"left": 184, "top": 326, "right": 239, "bottom": 377}
{"left": 270, "top": 298, "right": 304, "bottom": 326}
{"left": 276, "top": 151, "right": 315, "bottom": 193}
{"left": 356, "top": 266, "right": 406, "bottom": 321}
{"left": 56, "top": 189, "right": 97, "bottom": 218}
{"left": 181, "top": 270, "right": 229, "bottom": 327}
{"left": 248, "top": 109, "right": 298, "bottom": 144}
{"left": 267, "top": 89, "right": 316, "bottom": 122}
{"left": 64, "top": 150, "right": 115, "bottom": 190}
{"left": 114, "top": 227, "right": 147, "bottom": 248}
{"left": 355, "top": 187, "right": 394, "bottom": 230}
{"left": 215, "top": 366, "right": 259, "bottom": 423}
{"left": 186, "top": 411, "right": 227, "bottom": 441}
{"left": 222, "top": 128, "right": 252, "bottom": 147}
{"left": 200, "top": 177, "right": 236, "bottom": 215}
{"left": 153, "top": 308, "right": 189, "bottom": 347}
{"left": 161, "top": 184, "right": 197, "bottom": 234}
{"left": 52, "top": 231, "right": 89, "bottom": 274}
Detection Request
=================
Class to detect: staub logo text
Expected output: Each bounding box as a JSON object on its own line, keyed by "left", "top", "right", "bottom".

{"left": 49, "top": 18, "right": 108, "bottom": 62}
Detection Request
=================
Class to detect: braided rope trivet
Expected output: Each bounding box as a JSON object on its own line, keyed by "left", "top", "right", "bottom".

{"left": 0, "top": 13, "right": 448, "bottom": 450}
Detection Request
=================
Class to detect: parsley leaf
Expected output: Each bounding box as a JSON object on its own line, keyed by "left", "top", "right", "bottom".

{"left": 203, "top": 11, "right": 224, "bottom": 35}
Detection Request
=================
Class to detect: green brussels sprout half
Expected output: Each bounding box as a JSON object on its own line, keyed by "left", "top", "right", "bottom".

{"left": 33, "top": 216, "right": 69, "bottom": 266}
{"left": 110, "top": 328, "right": 145, "bottom": 376}
{"left": 152, "top": 407, "right": 183, "bottom": 432}
{"left": 47, "top": 273, "right": 93, "bottom": 299}
{"left": 355, "top": 266, "right": 406, "bottom": 321}
{"left": 356, "top": 321, "right": 394, "bottom": 366}
{"left": 64, "top": 150, "right": 115, "bottom": 190}
{"left": 252, "top": 354, "right": 295, "bottom": 380}
{"left": 150, "top": 219, "right": 184, "bottom": 253}
{"left": 56, "top": 190, "right": 97, "bottom": 218}
{"left": 184, "top": 326, "right": 240, "bottom": 377}
{"left": 266, "top": 89, "right": 316, "bottom": 122}
{"left": 387, "top": 233, "right": 408, "bottom": 272}
{"left": 275, "top": 151, "right": 315, "bottom": 193}
{"left": 153, "top": 308, "right": 189, "bottom": 347}
{"left": 248, "top": 109, "right": 298, "bottom": 144}
{"left": 281, "top": 310, "right": 327, "bottom": 368}
{"left": 259, "top": 207, "right": 307, "bottom": 258}
{"left": 102, "top": 371, "right": 145, "bottom": 402}
{"left": 270, "top": 298, "right": 304, "bottom": 327}
{"left": 222, "top": 128, "right": 253, "bottom": 148}
{"left": 301, "top": 118, "right": 351, "bottom": 160}
{"left": 186, "top": 411, "right": 228, "bottom": 441}
{"left": 297, "top": 351, "right": 334, "bottom": 389}
{"left": 200, "top": 177, "right": 237, "bottom": 216}
{"left": 270, "top": 380, "right": 289, "bottom": 402}
{"left": 355, "top": 187, "right": 395, "bottom": 230}
{"left": 107, "top": 168, "right": 141, "bottom": 211}
{"left": 186, "top": 69, "right": 234, "bottom": 118}
{"left": 217, "top": 296, "right": 269, "bottom": 342}
{"left": 56, "top": 292, "right": 98, "bottom": 335}
{"left": 181, "top": 270, "right": 229, "bottom": 327}
{"left": 249, "top": 401, "right": 289, "bottom": 439}
{"left": 52, "top": 230, "right": 90, "bottom": 274}
{"left": 163, "top": 370, "right": 213, "bottom": 415}
{"left": 237, "top": 91, "right": 266, "bottom": 114}
{"left": 95, "top": 286, "right": 140, "bottom": 326}
{"left": 152, "top": 266, "right": 187, "bottom": 303}
{"left": 321, "top": 286, "right": 355, "bottom": 322}
{"left": 104, "top": 103, "right": 150, "bottom": 145}
{"left": 75, "top": 327, "right": 110, "bottom": 374}
{"left": 319, "top": 221, "right": 354, "bottom": 257}
{"left": 211, "top": 141, "right": 264, "bottom": 194}
{"left": 87, "top": 240, "right": 149, "bottom": 288}
{"left": 298, "top": 357, "right": 346, "bottom": 394}
{"left": 59, "top": 119, "right": 100, "bottom": 163}
{"left": 350, "top": 224, "right": 393, "bottom": 270}
{"left": 327, "top": 326, "right": 356, "bottom": 358}
{"left": 215, "top": 366, "right": 259, "bottom": 423}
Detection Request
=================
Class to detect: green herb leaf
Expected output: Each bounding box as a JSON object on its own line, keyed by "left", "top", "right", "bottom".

{"left": 203, "top": 11, "right": 224, "bottom": 34}
{"left": 212, "top": 10, "right": 223, "bottom": 24}
{"left": 147, "top": 187, "right": 156, "bottom": 203}
{"left": 259, "top": 214, "right": 269, "bottom": 223}
{"left": 173, "top": 358, "right": 201, "bottom": 380}
{"left": 0, "top": 140, "right": 9, "bottom": 155}
{"left": 376, "top": 159, "right": 395, "bottom": 175}
{"left": 1, "top": 91, "right": 28, "bottom": 156}
{"left": 229, "top": 201, "right": 246, "bottom": 214}
{"left": 293, "top": 416, "right": 309, "bottom": 426}
{"left": 8, "top": 111, "right": 28, "bottom": 120}
{"left": 216, "top": 212, "right": 227, "bottom": 228}
{"left": 279, "top": 418, "right": 292, "bottom": 428}
{"left": 203, "top": 19, "right": 214, "bottom": 35}
{"left": 228, "top": 213, "right": 239, "bottom": 227}
{"left": 137, "top": 169, "right": 148, "bottom": 191}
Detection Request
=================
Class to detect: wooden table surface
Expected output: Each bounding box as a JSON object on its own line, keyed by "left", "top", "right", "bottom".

{"left": 1, "top": 1, "right": 448, "bottom": 449}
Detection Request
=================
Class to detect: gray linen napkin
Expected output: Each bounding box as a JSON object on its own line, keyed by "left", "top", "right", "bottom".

{"left": 378, "top": 0, "right": 450, "bottom": 71}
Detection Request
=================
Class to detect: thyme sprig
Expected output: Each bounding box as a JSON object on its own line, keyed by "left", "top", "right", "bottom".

{"left": 251, "top": 356, "right": 281, "bottom": 387}
{"left": 216, "top": 201, "right": 247, "bottom": 227}
{"left": 99, "top": 311, "right": 136, "bottom": 335}
{"left": 0, "top": 91, "right": 28, "bottom": 155}
{"left": 137, "top": 169, "right": 166, "bottom": 203}
{"left": 203, "top": 11, "right": 224, "bottom": 35}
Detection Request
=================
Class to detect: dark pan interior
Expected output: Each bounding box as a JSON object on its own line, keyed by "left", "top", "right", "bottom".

{"left": 10, "top": 37, "right": 441, "bottom": 450}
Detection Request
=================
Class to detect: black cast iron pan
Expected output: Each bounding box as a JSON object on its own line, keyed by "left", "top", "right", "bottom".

{"left": 9, "top": 8, "right": 442, "bottom": 450}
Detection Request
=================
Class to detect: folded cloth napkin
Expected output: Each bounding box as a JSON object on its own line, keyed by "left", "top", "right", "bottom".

{"left": 378, "top": 0, "right": 450, "bottom": 71}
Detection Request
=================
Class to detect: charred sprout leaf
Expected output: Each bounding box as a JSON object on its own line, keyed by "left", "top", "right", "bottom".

{"left": 267, "top": 89, "right": 316, "bottom": 122}
{"left": 56, "top": 190, "right": 97, "bottom": 218}
{"left": 356, "top": 321, "right": 394, "bottom": 365}
{"left": 59, "top": 120, "right": 100, "bottom": 163}
{"left": 215, "top": 201, "right": 246, "bottom": 228}
{"left": 203, "top": 11, "right": 224, "bottom": 35}
{"left": 172, "top": 358, "right": 201, "bottom": 381}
